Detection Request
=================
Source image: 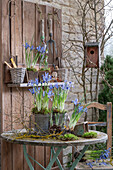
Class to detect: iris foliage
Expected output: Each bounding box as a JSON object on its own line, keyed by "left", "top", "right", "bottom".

{"left": 28, "top": 73, "right": 73, "bottom": 115}
{"left": 24, "top": 42, "right": 46, "bottom": 69}
{"left": 69, "top": 98, "right": 88, "bottom": 128}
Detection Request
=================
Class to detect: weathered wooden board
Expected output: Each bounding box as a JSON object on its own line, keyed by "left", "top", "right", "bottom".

{"left": 86, "top": 102, "right": 107, "bottom": 110}
{"left": 35, "top": 146, "right": 45, "bottom": 170}
{"left": 14, "top": 0, "right": 23, "bottom": 63}
{"left": 53, "top": 7, "right": 62, "bottom": 67}
{"left": 1, "top": 0, "right": 13, "bottom": 169}
{"left": 23, "top": 89, "right": 35, "bottom": 169}
{"left": 0, "top": 0, "right": 2, "bottom": 135}
{"left": 13, "top": 144, "right": 24, "bottom": 170}
{"left": 23, "top": 1, "right": 36, "bottom": 47}
{"left": 11, "top": 1, "right": 24, "bottom": 169}
{"left": 1, "top": 140, "right": 13, "bottom": 170}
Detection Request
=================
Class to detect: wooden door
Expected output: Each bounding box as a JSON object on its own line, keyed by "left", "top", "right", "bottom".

{"left": 1, "top": 0, "right": 62, "bottom": 169}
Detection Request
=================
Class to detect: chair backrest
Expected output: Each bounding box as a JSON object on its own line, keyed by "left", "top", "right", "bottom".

{"left": 87, "top": 102, "right": 112, "bottom": 154}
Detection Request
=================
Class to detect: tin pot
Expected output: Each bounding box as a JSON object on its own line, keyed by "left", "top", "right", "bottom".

{"left": 34, "top": 114, "right": 50, "bottom": 132}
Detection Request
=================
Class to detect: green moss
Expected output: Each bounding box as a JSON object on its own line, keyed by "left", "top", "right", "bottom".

{"left": 32, "top": 107, "right": 50, "bottom": 115}
{"left": 82, "top": 131, "right": 97, "bottom": 138}
{"left": 39, "top": 67, "right": 50, "bottom": 71}
{"left": 58, "top": 133, "right": 79, "bottom": 141}
{"left": 27, "top": 67, "right": 38, "bottom": 72}
{"left": 64, "top": 134, "right": 79, "bottom": 139}
{"left": 53, "top": 108, "right": 67, "bottom": 114}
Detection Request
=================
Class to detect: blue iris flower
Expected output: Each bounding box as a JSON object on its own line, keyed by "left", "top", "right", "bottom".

{"left": 78, "top": 106, "right": 83, "bottom": 113}
{"left": 36, "top": 46, "right": 41, "bottom": 51}
{"left": 102, "top": 162, "right": 107, "bottom": 165}
{"left": 69, "top": 81, "right": 72, "bottom": 84}
{"left": 30, "top": 45, "right": 34, "bottom": 51}
{"left": 54, "top": 83, "right": 59, "bottom": 89}
{"left": 48, "top": 90, "right": 54, "bottom": 98}
{"left": 43, "top": 91, "right": 45, "bottom": 97}
{"left": 49, "top": 85, "right": 53, "bottom": 89}
{"left": 38, "top": 87, "right": 40, "bottom": 91}
{"left": 35, "top": 78, "right": 39, "bottom": 86}
{"left": 86, "top": 162, "right": 93, "bottom": 168}
{"left": 42, "top": 72, "right": 52, "bottom": 83}
{"left": 36, "top": 46, "right": 45, "bottom": 53}
{"left": 28, "top": 80, "right": 35, "bottom": 86}
{"left": 29, "top": 89, "right": 35, "bottom": 95}
{"left": 40, "top": 47, "right": 45, "bottom": 53}
{"left": 24, "top": 42, "right": 30, "bottom": 49}
{"left": 34, "top": 87, "right": 38, "bottom": 92}
{"left": 66, "top": 86, "right": 69, "bottom": 90}
{"left": 72, "top": 99, "right": 78, "bottom": 105}
{"left": 61, "top": 84, "right": 65, "bottom": 90}
{"left": 84, "top": 107, "right": 87, "bottom": 113}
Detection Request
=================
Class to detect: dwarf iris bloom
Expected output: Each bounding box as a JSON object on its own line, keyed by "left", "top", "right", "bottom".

{"left": 69, "top": 98, "right": 88, "bottom": 128}
{"left": 23, "top": 42, "right": 46, "bottom": 69}
{"left": 28, "top": 74, "right": 53, "bottom": 113}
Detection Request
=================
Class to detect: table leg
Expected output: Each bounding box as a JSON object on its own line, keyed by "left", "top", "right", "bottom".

{"left": 51, "top": 146, "right": 64, "bottom": 170}
{"left": 23, "top": 145, "right": 34, "bottom": 170}
{"left": 70, "top": 145, "right": 88, "bottom": 170}
{"left": 46, "top": 146, "right": 65, "bottom": 170}
{"left": 23, "top": 145, "right": 46, "bottom": 170}
{"left": 23, "top": 145, "right": 64, "bottom": 170}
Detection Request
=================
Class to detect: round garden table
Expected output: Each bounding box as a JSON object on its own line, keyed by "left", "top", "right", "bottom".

{"left": 1, "top": 130, "right": 108, "bottom": 170}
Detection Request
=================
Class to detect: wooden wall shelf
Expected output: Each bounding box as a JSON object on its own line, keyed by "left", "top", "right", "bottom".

{"left": 7, "top": 82, "right": 68, "bottom": 88}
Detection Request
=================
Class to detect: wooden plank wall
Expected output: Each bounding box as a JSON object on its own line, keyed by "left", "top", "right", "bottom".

{"left": 0, "top": 0, "right": 2, "bottom": 168}
{"left": 1, "top": 0, "right": 62, "bottom": 169}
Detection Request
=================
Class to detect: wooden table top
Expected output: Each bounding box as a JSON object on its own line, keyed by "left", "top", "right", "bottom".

{"left": 1, "top": 130, "right": 108, "bottom": 147}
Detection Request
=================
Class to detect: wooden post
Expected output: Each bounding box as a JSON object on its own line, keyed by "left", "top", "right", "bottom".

{"left": 0, "top": 0, "right": 2, "bottom": 134}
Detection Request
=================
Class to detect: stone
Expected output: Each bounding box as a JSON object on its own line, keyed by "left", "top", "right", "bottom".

{"left": 63, "top": 146, "right": 72, "bottom": 156}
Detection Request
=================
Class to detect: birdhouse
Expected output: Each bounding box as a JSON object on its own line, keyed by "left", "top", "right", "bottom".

{"left": 85, "top": 42, "right": 99, "bottom": 68}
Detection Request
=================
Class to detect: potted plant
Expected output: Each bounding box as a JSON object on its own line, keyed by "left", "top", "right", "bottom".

{"left": 49, "top": 81, "right": 73, "bottom": 128}
{"left": 23, "top": 42, "right": 46, "bottom": 81}
{"left": 68, "top": 98, "right": 89, "bottom": 136}
{"left": 28, "top": 72, "right": 53, "bottom": 132}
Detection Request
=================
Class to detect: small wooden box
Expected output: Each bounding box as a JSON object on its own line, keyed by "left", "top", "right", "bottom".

{"left": 85, "top": 42, "right": 99, "bottom": 68}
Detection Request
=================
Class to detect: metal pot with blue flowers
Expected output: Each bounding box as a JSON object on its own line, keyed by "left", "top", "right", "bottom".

{"left": 49, "top": 81, "right": 73, "bottom": 133}
{"left": 68, "top": 98, "right": 89, "bottom": 136}
{"left": 28, "top": 72, "right": 53, "bottom": 132}
{"left": 23, "top": 42, "right": 46, "bottom": 82}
